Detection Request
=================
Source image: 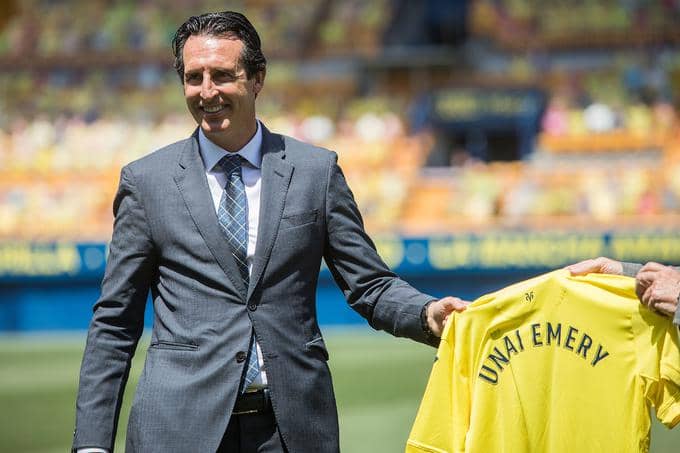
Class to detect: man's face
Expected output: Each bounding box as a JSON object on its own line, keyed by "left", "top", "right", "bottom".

{"left": 182, "top": 34, "right": 264, "bottom": 150}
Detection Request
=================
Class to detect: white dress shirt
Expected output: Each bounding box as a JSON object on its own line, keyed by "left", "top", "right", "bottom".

{"left": 199, "top": 122, "right": 268, "bottom": 389}
{"left": 76, "top": 123, "right": 266, "bottom": 453}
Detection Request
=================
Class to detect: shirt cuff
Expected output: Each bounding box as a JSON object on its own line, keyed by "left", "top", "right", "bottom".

{"left": 420, "top": 300, "right": 440, "bottom": 347}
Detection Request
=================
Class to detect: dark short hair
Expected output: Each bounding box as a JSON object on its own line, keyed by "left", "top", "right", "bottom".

{"left": 171, "top": 11, "right": 266, "bottom": 81}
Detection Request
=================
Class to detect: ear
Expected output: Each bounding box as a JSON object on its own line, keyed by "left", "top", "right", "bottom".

{"left": 253, "top": 69, "right": 266, "bottom": 97}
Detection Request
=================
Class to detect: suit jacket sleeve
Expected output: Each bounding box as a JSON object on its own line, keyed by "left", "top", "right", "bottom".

{"left": 621, "top": 262, "right": 642, "bottom": 278}
{"left": 322, "top": 153, "right": 437, "bottom": 346}
{"left": 73, "top": 166, "right": 157, "bottom": 451}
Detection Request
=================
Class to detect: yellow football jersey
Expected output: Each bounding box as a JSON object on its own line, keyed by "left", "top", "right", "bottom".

{"left": 407, "top": 270, "right": 680, "bottom": 453}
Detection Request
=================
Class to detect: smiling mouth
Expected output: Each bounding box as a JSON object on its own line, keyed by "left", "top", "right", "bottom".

{"left": 202, "top": 104, "right": 226, "bottom": 114}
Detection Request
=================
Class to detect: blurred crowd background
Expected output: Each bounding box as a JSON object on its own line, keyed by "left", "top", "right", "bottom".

{"left": 2, "top": 0, "right": 680, "bottom": 241}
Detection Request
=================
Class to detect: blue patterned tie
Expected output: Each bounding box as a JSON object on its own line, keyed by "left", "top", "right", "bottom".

{"left": 217, "top": 154, "right": 259, "bottom": 393}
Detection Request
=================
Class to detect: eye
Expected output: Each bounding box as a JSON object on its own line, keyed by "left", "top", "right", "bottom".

{"left": 213, "top": 70, "right": 237, "bottom": 83}
{"left": 184, "top": 73, "right": 201, "bottom": 84}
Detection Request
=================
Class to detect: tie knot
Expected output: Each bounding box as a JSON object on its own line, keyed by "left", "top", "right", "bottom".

{"left": 218, "top": 154, "right": 242, "bottom": 175}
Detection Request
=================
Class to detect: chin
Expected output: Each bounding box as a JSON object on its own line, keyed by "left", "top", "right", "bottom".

{"left": 201, "top": 119, "right": 231, "bottom": 134}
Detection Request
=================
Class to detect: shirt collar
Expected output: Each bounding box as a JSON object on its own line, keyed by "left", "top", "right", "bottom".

{"left": 198, "top": 120, "right": 262, "bottom": 171}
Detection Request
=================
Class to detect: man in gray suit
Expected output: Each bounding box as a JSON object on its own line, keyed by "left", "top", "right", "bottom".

{"left": 568, "top": 257, "right": 680, "bottom": 326}
{"left": 72, "top": 11, "right": 466, "bottom": 453}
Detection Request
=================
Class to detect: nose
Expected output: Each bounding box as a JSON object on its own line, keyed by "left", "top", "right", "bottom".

{"left": 200, "top": 75, "right": 217, "bottom": 99}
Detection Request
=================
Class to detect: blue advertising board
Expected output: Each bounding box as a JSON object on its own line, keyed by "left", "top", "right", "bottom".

{"left": 0, "top": 230, "right": 678, "bottom": 331}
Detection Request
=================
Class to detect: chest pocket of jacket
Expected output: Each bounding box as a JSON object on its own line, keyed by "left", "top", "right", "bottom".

{"left": 280, "top": 209, "right": 318, "bottom": 230}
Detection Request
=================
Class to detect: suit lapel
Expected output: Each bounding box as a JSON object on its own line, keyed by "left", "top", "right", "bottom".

{"left": 173, "top": 130, "right": 248, "bottom": 299}
{"left": 248, "top": 126, "right": 293, "bottom": 300}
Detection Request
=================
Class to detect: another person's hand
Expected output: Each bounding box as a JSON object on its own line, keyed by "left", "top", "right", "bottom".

{"left": 635, "top": 262, "right": 680, "bottom": 318}
{"left": 566, "top": 257, "right": 623, "bottom": 276}
{"left": 427, "top": 297, "right": 469, "bottom": 337}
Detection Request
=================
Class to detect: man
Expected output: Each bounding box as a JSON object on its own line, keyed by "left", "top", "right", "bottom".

{"left": 567, "top": 257, "right": 680, "bottom": 326}
{"left": 72, "top": 11, "right": 466, "bottom": 453}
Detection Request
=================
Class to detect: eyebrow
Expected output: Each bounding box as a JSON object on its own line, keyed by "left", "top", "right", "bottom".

{"left": 184, "top": 67, "right": 239, "bottom": 75}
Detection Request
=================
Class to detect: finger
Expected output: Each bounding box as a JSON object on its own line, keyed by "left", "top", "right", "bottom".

{"left": 635, "top": 270, "right": 657, "bottom": 291}
{"left": 566, "top": 257, "right": 622, "bottom": 275}
{"left": 566, "top": 259, "right": 598, "bottom": 276}
{"left": 635, "top": 278, "right": 648, "bottom": 300}
{"left": 635, "top": 271, "right": 655, "bottom": 299}
{"left": 639, "top": 262, "right": 665, "bottom": 273}
{"left": 453, "top": 299, "right": 471, "bottom": 311}
{"left": 640, "top": 284, "right": 654, "bottom": 307}
{"left": 653, "top": 302, "right": 675, "bottom": 317}
{"left": 441, "top": 297, "right": 468, "bottom": 313}
{"left": 440, "top": 296, "right": 463, "bottom": 306}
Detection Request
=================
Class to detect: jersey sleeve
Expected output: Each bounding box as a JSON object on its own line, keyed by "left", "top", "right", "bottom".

{"left": 655, "top": 322, "right": 680, "bottom": 427}
{"left": 635, "top": 311, "right": 680, "bottom": 428}
{"left": 407, "top": 313, "right": 472, "bottom": 453}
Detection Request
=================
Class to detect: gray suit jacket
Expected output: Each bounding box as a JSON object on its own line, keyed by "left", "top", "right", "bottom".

{"left": 72, "top": 125, "right": 436, "bottom": 453}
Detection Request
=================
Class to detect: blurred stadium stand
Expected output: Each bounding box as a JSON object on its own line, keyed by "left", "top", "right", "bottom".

{"left": 1, "top": 0, "right": 680, "bottom": 330}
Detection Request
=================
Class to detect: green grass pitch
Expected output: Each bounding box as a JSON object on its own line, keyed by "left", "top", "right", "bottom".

{"left": 0, "top": 330, "right": 677, "bottom": 452}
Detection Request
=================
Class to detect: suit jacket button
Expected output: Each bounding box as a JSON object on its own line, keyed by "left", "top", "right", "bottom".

{"left": 248, "top": 303, "right": 257, "bottom": 311}
{"left": 236, "top": 351, "right": 247, "bottom": 363}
